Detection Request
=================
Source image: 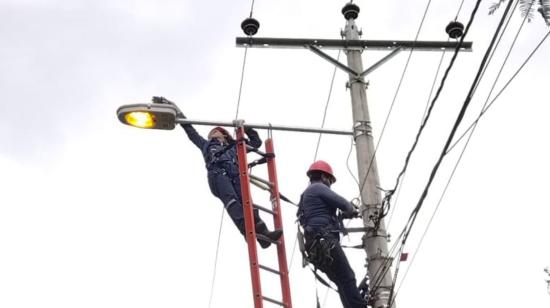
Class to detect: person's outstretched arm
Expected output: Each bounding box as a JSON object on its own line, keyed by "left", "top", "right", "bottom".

{"left": 317, "top": 184, "right": 355, "bottom": 214}
{"left": 180, "top": 123, "right": 206, "bottom": 150}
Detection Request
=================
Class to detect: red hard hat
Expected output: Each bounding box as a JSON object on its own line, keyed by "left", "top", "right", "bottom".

{"left": 307, "top": 160, "right": 336, "bottom": 182}
{"left": 209, "top": 126, "right": 234, "bottom": 141}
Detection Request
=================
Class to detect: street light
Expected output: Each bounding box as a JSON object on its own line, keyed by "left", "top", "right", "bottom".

{"left": 117, "top": 97, "right": 354, "bottom": 135}
{"left": 116, "top": 103, "right": 178, "bottom": 130}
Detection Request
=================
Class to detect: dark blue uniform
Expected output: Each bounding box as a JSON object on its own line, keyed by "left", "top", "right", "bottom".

{"left": 298, "top": 182, "right": 365, "bottom": 308}
{"left": 181, "top": 124, "right": 266, "bottom": 236}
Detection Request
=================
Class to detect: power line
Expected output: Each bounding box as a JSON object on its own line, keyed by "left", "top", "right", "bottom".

{"left": 380, "top": 0, "right": 482, "bottom": 222}
{"left": 448, "top": 29, "right": 549, "bottom": 153}
{"left": 249, "top": 0, "right": 256, "bottom": 18}
{"left": 389, "top": 0, "right": 517, "bottom": 231}
{"left": 234, "top": 47, "right": 249, "bottom": 120}
{"left": 207, "top": 209, "right": 226, "bottom": 308}
{"left": 389, "top": 0, "right": 524, "bottom": 292}
{"left": 358, "top": 0, "right": 434, "bottom": 199}
{"left": 289, "top": 51, "right": 342, "bottom": 272}
{"left": 466, "top": 0, "right": 521, "bottom": 105}
{"left": 388, "top": 0, "right": 467, "bottom": 230}
{"left": 313, "top": 51, "right": 342, "bottom": 161}
{"left": 210, "top": 2, "right": 257, "bottom": 305}
{"left": 393, "top": 12, "right": 549, "bottom": 298}
{"left": 386, "top": 1, "right": 514, "bottom": 306}
{"left": 387, "top": 40, "right": 447, "bottom": 230}
{"left": 454, "top": 0, "right": 466, "bottom": 20}
{"left": 361, "top": 0, "right": 468, "bottom": 296}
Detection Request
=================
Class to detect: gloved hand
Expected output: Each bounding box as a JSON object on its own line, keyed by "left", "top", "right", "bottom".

{"left": 341, "top": 208, "right": 359, "bottom": 219}
{"left": 152, "top": 96, "right": 185, "bottom": 118}
{"left": 244, "top": 127, "right": 258, "bottom": 136}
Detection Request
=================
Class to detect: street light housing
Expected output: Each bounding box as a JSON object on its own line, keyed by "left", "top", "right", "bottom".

{"left": 117, "top": 103, "right": 178, "bottom": 130}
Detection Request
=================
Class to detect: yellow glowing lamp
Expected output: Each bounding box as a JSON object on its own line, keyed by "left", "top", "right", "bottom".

{"left": 117, "top": 103, "right": 178, "bottom": 130}
{"left": 125, "top": 111, "right": 156, "bottom": 128}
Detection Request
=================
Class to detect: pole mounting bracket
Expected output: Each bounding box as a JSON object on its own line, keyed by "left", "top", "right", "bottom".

{"left": 353, "top": 120, "right": 371, "bottom": 139}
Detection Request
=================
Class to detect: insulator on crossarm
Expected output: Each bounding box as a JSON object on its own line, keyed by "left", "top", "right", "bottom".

{"left": 446, "top": 21, "right": 464, "bottom": 39}
{"left": 241, "top": 17, "right": 260, "bottom": 36}
{"left": 342, "top": 2, "right": 360, "bottom": 20}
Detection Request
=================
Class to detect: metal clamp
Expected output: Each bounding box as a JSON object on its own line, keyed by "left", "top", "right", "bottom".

{"left": 353, "top": 120, "right": 372, "bottom": 138}
{"left": 346, "top": 78, "right": 369, "bottom": 89}
{"left": 367, "top": 250, "right": 393, "bottom": 263}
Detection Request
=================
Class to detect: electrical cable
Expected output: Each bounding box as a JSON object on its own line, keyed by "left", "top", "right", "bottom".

{"left": 207, "top": 210, "right": 226, "bottom": 308}
{"left": 289, "top": 51, "right": 342, "bottom": 272}
{"left": 387, "top": 41, "right": 448, "bottom": 229}
{"left": 401, "top": 10, "right": 547, "bottom": 289}
{"left": 448, "top": 23, "right": 549, "bottom": 152}
{"left": 465, "top": 0, "right": 520, "bottom": 105}
{"left": 357, "top": 0, "right": 434, "bottom": 199}
{"left": 393, "top": 19, "right": 550, "bottom": 302}
{"left": 386, "top": 1, "right": 514, "bottom": 306}
{"left": 346, "top": 136, "right": 360, "bottom": 186}
{"left": 234, "top": 0, "right": 258, "bottom": 120}
{"left": 208, "top": 1, "right": 256, "bottom": 305}
{"left": 249, "top": 0, "right": 256, "bottom": 18}
{"left": 454, "top": 0, "right": 466, "bottom": 20}
{"left": 379, "top": 0, "right": 480, "bottom": 221}
{"left": 386, "top": 0, "right": 467, "bottom": 229}
{"left": 369, "top": 0, "right": 477, "bottom": 292}
{"left": 234, "top": 47, "right": 249, "bottom": 120}
{"left": 387, "top": 0, "right": 520, "bottom": 293}
{"left": 387, "top": 0, "right": 513, "bottom": 230}
{"left": 314, "top": 51, "right": 342, "bottom": 161}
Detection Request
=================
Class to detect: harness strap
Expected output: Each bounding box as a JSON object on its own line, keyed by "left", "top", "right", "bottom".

{"left": 310, "top": 266, "right": 337, "bottom": 291}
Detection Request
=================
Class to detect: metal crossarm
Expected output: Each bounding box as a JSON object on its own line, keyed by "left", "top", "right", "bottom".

{"left": 235, "top": 127, "right": 293, "bottom": 308}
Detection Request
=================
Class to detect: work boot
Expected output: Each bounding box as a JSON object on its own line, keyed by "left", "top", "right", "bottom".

{"left": 255, "top": 222, "right": 283, "bottom": 249}
{"left": 264, "top": 229, "right": 283, "bottom": 241}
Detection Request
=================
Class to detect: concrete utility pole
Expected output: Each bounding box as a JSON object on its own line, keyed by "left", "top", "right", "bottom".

{"left": 237, "top": 2, "right": 472, "bottom": 308}
{"left": 341, "top": 7, "right": 393, "bottom": 308}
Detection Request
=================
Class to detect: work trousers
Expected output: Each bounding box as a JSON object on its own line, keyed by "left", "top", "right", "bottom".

{"left": 306, "top": 232, "right": 365, "bottom": 308}
{"left": 207, "top": 171, "right": 264, "bottom": 235}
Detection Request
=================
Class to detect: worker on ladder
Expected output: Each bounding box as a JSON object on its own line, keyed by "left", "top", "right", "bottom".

{"left": 297, "top": 160, "right": 366, "bottom": 308}
{"left": 174, "top": 106, "right": 282, "bottom": 248}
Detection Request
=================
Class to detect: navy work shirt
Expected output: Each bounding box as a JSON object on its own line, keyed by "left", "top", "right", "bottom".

{"left": 298, "top": 181, "right": 355, "bottom": 234}
{"left": 181, "top": 124, "right": 261, "bottom": 177}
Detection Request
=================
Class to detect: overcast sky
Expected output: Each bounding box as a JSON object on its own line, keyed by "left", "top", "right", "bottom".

{"left": 1, "top": 0, "right": 549, "bottom": 307}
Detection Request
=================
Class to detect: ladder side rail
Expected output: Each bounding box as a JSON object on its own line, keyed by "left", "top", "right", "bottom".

{"left": 265, "top": 138, "right": 293, "bottom": 308}
{"left": 236, "top": 126, "right": 264, "bottom": 308}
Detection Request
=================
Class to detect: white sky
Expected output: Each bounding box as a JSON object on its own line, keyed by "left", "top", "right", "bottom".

{"left": 1, "top": 0, "right": 549, "bottom": 307}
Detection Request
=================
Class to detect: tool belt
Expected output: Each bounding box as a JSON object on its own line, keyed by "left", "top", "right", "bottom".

{"left": 307, "top": 233, "right": 336, "bottom": 269}
{"left": 298, "top": 226, "right": 339, "bottom": 269}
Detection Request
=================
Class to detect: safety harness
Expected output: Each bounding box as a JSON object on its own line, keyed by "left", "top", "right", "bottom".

{"left": 297, "top": 195, "right": 371, "bottom": 307}
{"left": 296, "top": 194, "right": 340, "bottom": 307}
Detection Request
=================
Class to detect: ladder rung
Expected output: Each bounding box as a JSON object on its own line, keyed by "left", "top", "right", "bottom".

{"left": 262, "top": 295, "right": 285, "bottom": 306}
{"left": 250, "top": 178, "right": 271, "bottom": 191}
{"left": 253, "top": 203, "right": 275, "bottom": 215}
{"left": 343, "top": 227, "right": 368, "bottom": 233}
{"left": 256, "top": 233, "right": 278, "bottom": 244}
{"left": 246, "top": 145, "right": 267, "bottom": 156}
{"left": 250, "top": 174, "right": 273, "bottom": 188}
{"left": 259, "top": 264, "right": 281, "bottom": 275}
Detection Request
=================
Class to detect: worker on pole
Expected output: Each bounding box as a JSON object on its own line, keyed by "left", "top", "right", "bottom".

{"left": 297, "top": 160, "right": 366, "bottom": 308}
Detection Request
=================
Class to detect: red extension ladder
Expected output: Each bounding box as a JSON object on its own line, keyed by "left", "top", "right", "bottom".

{"left": 235, "top": 125, "right": 293, "bottom": 308}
